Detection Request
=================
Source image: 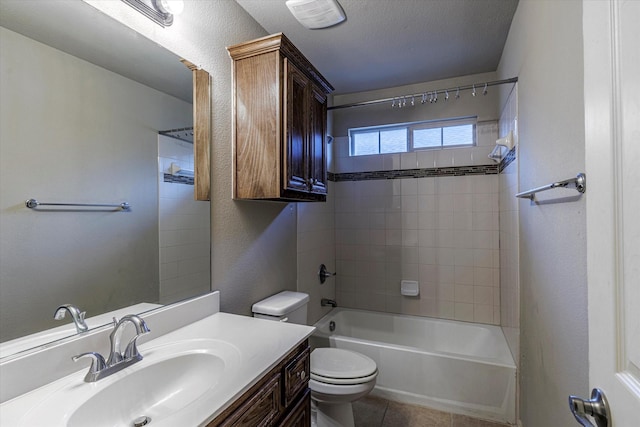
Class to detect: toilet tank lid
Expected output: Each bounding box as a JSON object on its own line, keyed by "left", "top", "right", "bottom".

{"left": 251, "top": 291, "right": 310, "bottom": 316}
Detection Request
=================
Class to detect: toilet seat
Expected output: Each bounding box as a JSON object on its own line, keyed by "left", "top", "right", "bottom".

{"left": 310, "top": 348, "right": 378, "bottom": 385}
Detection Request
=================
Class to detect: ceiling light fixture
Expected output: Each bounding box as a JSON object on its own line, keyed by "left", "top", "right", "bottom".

{"left": 285, "top": 0, "right": 346, "bottom": 29}
{"left": 121, "top": 0, "right": 184, "bottom": 27}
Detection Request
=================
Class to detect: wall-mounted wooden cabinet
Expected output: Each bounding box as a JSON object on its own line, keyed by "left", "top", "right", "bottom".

{"left": 227, "top": 33, "right": 333, "bottom": 202}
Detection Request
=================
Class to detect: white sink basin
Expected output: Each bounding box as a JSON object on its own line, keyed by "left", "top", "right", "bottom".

{"left": 68, "top": 352, "right": 223, "bottom": 427}
{"left": 14, "top": 339, "right": 240, "bottom": 427}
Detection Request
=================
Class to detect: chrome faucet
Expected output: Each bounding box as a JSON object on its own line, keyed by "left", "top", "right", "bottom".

{"left": 106, "top": 314, "right": 151, "bottom": 365}
{"left": 54, "top": 304, "right": 89, "bottom": 334}
{"left": 73, "top": 314, "right": 150, "bottom": 382}
{"left": 321, "top": 298, "right": 337, "bottom": 307}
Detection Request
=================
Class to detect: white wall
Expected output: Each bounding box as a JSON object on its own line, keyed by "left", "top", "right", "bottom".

{"left": 0, "top": 27, "right": 191, "bottom": 340}
{"left": 497, "top": 1, "right": 588, "bottom": 426}
{"left": 86, "top": 0, "right": 300, "bottom": 316}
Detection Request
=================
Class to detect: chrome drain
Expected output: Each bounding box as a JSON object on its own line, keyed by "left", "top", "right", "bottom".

{"left": 133, "top": 416, "right": 151, "bottom": 427}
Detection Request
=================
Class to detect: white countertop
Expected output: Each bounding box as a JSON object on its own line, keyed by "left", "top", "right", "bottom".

{"left": 0, "top": 312, "right": 315, "bottom": 427}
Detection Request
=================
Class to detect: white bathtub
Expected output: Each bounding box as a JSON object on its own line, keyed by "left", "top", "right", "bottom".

{"left": 311, "top": 308, "right": 516, "bottom": 424}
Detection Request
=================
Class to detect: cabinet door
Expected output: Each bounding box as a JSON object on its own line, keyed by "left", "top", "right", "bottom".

{"left": 309, "top": 84, "right": 327, "bottom": 196}
{"left": 280, "top": 390, "right": 311, "bottom": 427}
{"left": 217, "top": 374, "right": 282, "bottom": 427}
{"left": 284, "top": 60, "right": 310, "bottom": 194}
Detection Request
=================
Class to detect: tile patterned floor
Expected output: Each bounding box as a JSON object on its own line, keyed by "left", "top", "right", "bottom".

{"left": 353, "top": 396, "right": 512, "bottom": 427}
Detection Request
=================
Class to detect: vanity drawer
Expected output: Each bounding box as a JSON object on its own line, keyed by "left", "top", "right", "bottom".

{"left": 218, "top": 373, "right": 281, "bottom": 427}
{"left": 283, "top": 346, "right": 310, "bottom": 406}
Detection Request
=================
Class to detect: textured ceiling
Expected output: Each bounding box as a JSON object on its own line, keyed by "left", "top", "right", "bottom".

{"left": 235, "top": 0, "right": 519, "bottom": 94}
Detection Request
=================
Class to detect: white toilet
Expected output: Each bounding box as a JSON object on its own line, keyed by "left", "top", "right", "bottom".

{"left": 252, "top": 291, "right": 377, "bottom": 427}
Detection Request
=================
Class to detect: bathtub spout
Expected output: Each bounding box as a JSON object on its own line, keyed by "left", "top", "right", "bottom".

{"left": 321, "top": 298, "right": 337, "bottom": 307}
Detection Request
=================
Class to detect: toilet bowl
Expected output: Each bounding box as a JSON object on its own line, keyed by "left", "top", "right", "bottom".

{"left": 251, "top": 292, "right": 378, "bottom": 427}
{"left": 309, "top": 348, "right": 377, "bottom": 427}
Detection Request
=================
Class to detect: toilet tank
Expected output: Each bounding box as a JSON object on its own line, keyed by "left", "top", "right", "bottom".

{"left": 252, "top": 291, "right": 309, "bottom": 325}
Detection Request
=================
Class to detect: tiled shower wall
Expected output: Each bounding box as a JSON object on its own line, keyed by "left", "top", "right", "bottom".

{"left": 158, "top": 135, "right": 210, "bottom": 304}
{"left": 332, "top": 122, "right": 501, "bottom": 325}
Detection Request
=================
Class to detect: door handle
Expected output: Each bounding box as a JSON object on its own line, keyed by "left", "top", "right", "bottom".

{"left": 568, "top": 388, "right": 610, "bottom": 427}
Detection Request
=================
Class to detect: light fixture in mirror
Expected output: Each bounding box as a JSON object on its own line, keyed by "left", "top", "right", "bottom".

{"left": 121, "top": 0, "right": 184, "bottom": 27}
{"left": 0, "top": 0, "right": 210, "bottom": 359}
{"left": 153, "top": 0, "right": 184, "bottom": 16}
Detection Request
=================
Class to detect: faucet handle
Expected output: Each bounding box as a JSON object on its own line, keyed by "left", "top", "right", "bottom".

{"left": 73, "top": 352, "right": 107, "bottom": 382}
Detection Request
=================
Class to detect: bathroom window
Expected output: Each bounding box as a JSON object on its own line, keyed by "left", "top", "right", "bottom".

{"left": 349, "top": 116, "right": 476, "bottom": 156}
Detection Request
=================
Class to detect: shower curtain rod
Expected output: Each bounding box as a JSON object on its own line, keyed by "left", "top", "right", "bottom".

{"left": 328, "top": 77, "right": 518, "bottom": 111}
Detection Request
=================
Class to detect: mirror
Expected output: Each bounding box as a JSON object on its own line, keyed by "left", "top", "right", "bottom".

{"left": 0, "top": 1, "right": 211, "bottom": 357}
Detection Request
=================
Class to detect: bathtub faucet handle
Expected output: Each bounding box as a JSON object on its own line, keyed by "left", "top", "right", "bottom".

{"left": 321, "top": 298, "right": 337, "bottom": 308}
{"left": 318, "top": 264, "right": 336, "bottom": 284}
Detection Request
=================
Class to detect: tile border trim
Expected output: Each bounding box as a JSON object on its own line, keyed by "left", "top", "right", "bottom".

{"left": 329, "top": 149, "right": 517, "bottom": 182}
{"left": 163, "top": 173, "right": 194, "bottom": 186}
{"left": 329, "top": 164, "right": 498, "bottom": 182}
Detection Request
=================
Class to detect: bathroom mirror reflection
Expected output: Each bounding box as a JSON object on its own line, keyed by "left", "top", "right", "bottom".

{"left": 0, "top": 1, "right": 211, "bottom": 357}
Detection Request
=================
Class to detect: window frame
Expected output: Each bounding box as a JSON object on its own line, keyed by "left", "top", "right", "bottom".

{"left": 349, "top": 116, "right": 477, "bottom": 156}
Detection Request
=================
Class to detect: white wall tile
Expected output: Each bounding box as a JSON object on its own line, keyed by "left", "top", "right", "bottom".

{"left": 382, "top": 153, "right": 401, "bottom": 170}
{"left": 401, "top": 178, "right": 418, "bottom": 195}
{"left": 451, "top": 149, "right": 473, "bottom": 167}
{"left": 400, "top": 152, "right": 418, "bottom": 169}
{"left": 417, "top": 177, "right": 435, "bottom": 195}
{"left": 455, "top": 284, "right": 475, "bottom": 303}
{"left": 472, "top": 146, "right": 496, "bottom": 165}
{"left": 333, "top": 165, "right": 502, "bottom": 325}
{"left": 416, "top": 151, "right": 436, "bottom": 169}
{"left": 435, "top": 150, "right": 454, "bottom": 168}
{"left": 454, "top": 302, "right": 475, "bottom": 322}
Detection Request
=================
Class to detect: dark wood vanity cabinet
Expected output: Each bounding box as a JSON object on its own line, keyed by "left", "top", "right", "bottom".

{"left": 227, "top": 33, "right": 333, "bottom": 202}
{"left": 208, "top": 340, "right": 311, "bottom": 427}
